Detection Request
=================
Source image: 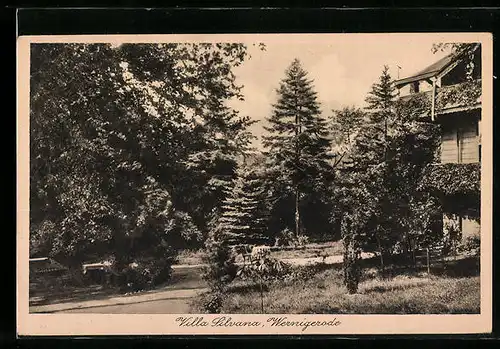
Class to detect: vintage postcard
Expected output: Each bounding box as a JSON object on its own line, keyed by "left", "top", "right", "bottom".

{"left": 17, "top": 33, "right": 492, "bottom": 336}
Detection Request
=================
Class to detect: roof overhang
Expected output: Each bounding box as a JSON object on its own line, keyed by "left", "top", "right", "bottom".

{"left": 395, "top": 44, "right": 480, "bottom": 88}
{"left": 395, "top": 71, "right": 438, "bottom": 87}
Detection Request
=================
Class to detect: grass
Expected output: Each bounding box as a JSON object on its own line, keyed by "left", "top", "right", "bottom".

{"left": 175, "top": 249, "right": 207, "bottom": 265}
{"left": 204, "top": 257, "right": 480, "bottom": 314}
{"left": 270, "top": 241, "right": 343, "bottom": 260}
{"left": 175, "top": 240, "right": 344, "bottom": 265}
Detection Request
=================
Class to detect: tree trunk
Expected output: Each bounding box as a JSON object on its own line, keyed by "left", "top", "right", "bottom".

{"left": 260, "top": 277, "right": 264, "bottom": 313}
{"left": 426, "top": 247, "right": 431, "bottom": 274}
{"left": 295, "top": 187, "right": 300, "bottom": 238}
{"left": 411, "top": 239, "right": 417, "bottom": 269}
{"left": 376, "top": 232, "right": 385, "bottom": 272}
{"left": 294, "top": 99, "right": 301, "bottom": 240}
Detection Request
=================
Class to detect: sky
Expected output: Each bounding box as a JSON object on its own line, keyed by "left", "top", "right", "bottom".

{"left": 228, "top": 35, "right": 450, "bottom": 150}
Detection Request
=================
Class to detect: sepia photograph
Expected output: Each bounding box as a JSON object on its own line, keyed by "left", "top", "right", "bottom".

{"left": 17, "top": 33, "right": 492, "bottom": 335}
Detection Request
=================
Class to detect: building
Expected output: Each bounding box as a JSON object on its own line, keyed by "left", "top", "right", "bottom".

{"left": 395, "top": 45, "right": 482, "bottom": 240}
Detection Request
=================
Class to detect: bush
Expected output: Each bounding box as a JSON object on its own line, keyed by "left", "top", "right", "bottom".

{"left": 200, "top": 227, "right": 239, "bottom": 313}
{"left": 442, "top": 220, "right": 463, "bottom": 255}
{"left": 202, "top": 239, "right": 238, "bottom": 287}
{"left": 195, "top": 288, "right": 226, "bottom": 314}
{"left": 296, "top": 234, "right": 310, "bottom": 247}
{"left": 275, "top": 228, "right": 309, "bottom": 248}
{"left": 457, "top": 234, "right": 480, "bottom": 257}
{"left": 281, "top": 265, "right": 317, "bottom": 283}
{"left": 236, "top": 249, "right": 291, "bottom": 313}
{"left": 116, "top": 256, "right": 174, "bottom": 292}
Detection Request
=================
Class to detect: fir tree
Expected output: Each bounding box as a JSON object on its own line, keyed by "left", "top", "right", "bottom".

{"left": 342, "top": 65, "right": 441, "bottom": 281}
{"left": 262, "top": 59, "right": 332, "bottom": 238}
{"left": 216, "top": 162, "right": 269, "bottom": 245}
{"left": 342, "top": 65, "right": 398, "bottom": 273}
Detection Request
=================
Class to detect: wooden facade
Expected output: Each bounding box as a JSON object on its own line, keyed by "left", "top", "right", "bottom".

{"left": 395, "top": 47, "right": 482, "bottom": 240}
{"left": 440, "top": 111, "right": 481, "bottom": 164}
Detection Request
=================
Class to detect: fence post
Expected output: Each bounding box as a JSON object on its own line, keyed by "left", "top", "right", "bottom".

{"left": 426, "top": 247, "right": 430, "bottom": 274}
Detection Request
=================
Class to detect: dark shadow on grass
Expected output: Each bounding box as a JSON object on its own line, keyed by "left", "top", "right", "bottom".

{"left": 30, "top": 284, "right": 121, "bottom": 306}
{"left": 31, "top": 266, "right": 207, "bottom": 307}
{"left": 359, "top": 255, "right": 480, "bottom": 279}
{"left": 363, "top": 282, "right": 427, "bottom": 294}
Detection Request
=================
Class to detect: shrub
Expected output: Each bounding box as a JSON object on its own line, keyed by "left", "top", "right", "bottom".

{"left": 457, "top": 234, "right": 480, "bottom": 257}
{"left": 116, "top": 256, "right": 174, "bottom": 292}
{"left": 202, "top": 237, "right": 238, "bottom": 287}
{"left": 442, "top": 220, "right": 463, "bottom": 255}
{"left": 195, "top": 288, "right": 226, "bottom": 314}
{"left": 276, "top": 228, "right": 294, "bottom": 246}
{"left": 281, "top": 265, "right": 318, "bottom": 283}
{"left": 296, "top": 234, "right": 310, "bottom": 247}
{"left": 236, "top": 249, "right": 291, "bottom": 313}
{"left": 200, "top": 227, "right": 239, "bottom": 313}
{"left": 276, "top": 228, "right": 309, "bottom": 248}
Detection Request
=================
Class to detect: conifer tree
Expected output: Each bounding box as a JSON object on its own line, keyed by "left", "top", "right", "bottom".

{"left": 262, "top": 59, "right": 332, "bottom": 238}
{"left": 201, "top": 160, "right": 269, "bottom": 312}
{"left": 216, "top": 162, "right": 269, "bottom": 245}
{"left": 343, "top": 65, "right": 398, "bottom": 273}
{"left": 343, "top": 65, "right": 441, "bottom": 280}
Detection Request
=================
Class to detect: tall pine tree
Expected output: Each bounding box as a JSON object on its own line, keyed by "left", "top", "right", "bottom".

{"left": 262, "top": 59, "right": 332, "bottom": 238}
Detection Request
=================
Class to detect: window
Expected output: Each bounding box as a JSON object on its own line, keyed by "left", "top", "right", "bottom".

{"left": 410, "top": 81, "right": 420, "bottom": 93}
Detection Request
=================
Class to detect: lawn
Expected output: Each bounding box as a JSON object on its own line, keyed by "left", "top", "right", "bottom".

{"left": 193, "top": 256, "right": 480, "bottom": 314}
{"left": 175, "top": 240, "right": 344, "bottom": 265}
{"left": 270, "top": 240, "right": 343, "bottom": 260}
{"left": 175, "top": 249, "right": 207, "bottom": 265}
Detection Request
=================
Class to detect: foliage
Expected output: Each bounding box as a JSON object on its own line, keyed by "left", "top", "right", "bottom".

{"left": 457, "top": 234, "right": 481, "bottom": 257}
{"left": 262, "top": 58, "right": 333, "bottom": 238}
{"left": 196, "top": 289, "right": 226, "bottom": 314}
{"left": 296, "top": 234, "right": 310, "bottom": 247}
{"left": 236, "top": 249, "right": 290, "bottom": 312}
{"left": 442, "top": 220, "right": 463, "bottom": 254}
{"left": 30, "top": 43, "right": 256, "bottom": 270}
{"left": 337, "top": 65, "right": 442, "bottom": 273}
{"left": 365, "top": 65, "right": 398, "bottom": 115}
{"left": 275, "top": 228, "right": 309, "bottom": 247}
{"left": 200, "top": 224, "right": 239, "bottom": 313}
{"left": 216, "top": 162, "right": 270, "bottom": 245}
{"left": 329, "top": 106, "right": 365, "bottom": 164}
{"left": 340, "top": 65, "right": 399, "bottom": 260}
{"left": 419, "top": 163, "right": 480, "bottom": 220}
{"left": 435, "top": 79, "right": 482, "bottom": 112}
{"left": 202, "top": 231, "right": 239, "bottom": 288}
{"left": 237, "top": 249, "right": 289, "bottom": 282}
{"left": 398, "top": 91, "right": 432, "bottom": 118}
{"left": 432, "top": 43, "right": 480, "bottom": 81}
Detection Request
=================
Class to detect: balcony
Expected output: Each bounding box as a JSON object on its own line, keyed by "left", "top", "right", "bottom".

{"left": 420, "top": 162, "right": 480, "bottom": 197}
{"left": 398, "top": 79, "right": 482, "bottom": 118}
{"left": 419, "top": 162, "right": 480, "bottom": 218}
{"left": 435, "top": 79, "right": 482, "bottom": 114}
